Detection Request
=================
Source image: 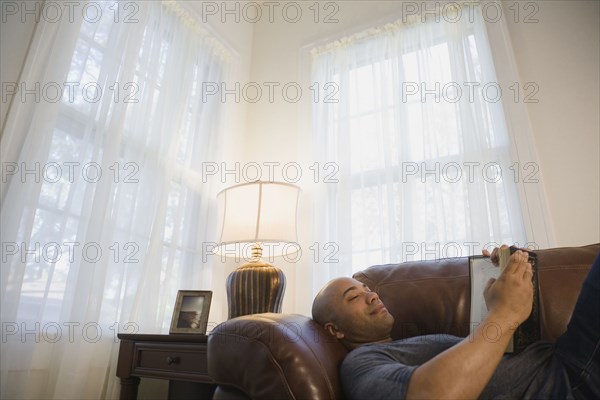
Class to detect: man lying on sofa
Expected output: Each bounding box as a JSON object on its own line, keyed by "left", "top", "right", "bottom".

{"left": 312, "top": 246, "right": 599, "bottom": 399}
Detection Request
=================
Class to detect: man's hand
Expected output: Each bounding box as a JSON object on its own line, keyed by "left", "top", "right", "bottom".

{"left": 482, "top": 245, "right": 505, "bottom": 264}
{"left": 483, "top": 250, "right": 534, "bottom": 327}
{"left": 482, "top": 245, "right": 532, "bottom": 265}
{"left": 407, "top": 248, "right": 535, "bottom": 399}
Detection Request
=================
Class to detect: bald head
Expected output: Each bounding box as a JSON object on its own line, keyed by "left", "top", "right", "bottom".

{"left": 312, "top": 277, "right": 357, "bottom": 326}
{"left": 311, "top": 277, "right": 394, "bottom": 349}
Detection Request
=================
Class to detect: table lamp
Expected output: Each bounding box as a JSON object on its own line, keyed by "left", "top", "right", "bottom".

{"left": 215, "top": 181, "right": 301, "bottom": 319}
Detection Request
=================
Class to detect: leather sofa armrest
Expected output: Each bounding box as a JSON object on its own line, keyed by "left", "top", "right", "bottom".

{"left": 208, "top": 313, "right": 348, "bottom": 400}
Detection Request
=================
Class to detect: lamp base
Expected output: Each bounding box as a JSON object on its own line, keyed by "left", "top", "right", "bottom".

{"left": 226, "top": 262, "right": 286, "bottom": 319}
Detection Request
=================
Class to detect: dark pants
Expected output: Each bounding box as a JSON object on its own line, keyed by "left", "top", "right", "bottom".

{"left": 555, "top": 251, "right": 600, "bottom": 399}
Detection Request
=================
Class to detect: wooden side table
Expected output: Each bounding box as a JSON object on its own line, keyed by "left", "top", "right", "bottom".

{"left": 116, "top": 333, "right": 216, "bottom": 400}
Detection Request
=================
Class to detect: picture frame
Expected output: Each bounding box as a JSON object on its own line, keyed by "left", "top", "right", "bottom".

{"left": 169, "top": 290, "right": 212, "bottom": 334}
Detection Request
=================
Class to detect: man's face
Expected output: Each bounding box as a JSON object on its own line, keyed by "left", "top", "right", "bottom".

{"left": 327, "top": 277, "right": 395, "bottom": 344}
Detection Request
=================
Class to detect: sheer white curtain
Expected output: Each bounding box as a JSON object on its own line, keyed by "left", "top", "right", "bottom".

{"left": 310, "top": 2, "right": 542, "bottom": 279}
{"left": 0, "top": 1, "right": 229, "bottom": 398}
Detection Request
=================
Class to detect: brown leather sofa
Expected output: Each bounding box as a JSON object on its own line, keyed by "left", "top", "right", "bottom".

{"left": 207, "top": 243, "right": 599, "bottom": 399}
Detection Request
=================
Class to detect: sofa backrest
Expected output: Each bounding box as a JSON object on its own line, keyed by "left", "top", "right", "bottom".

{"left": 354, "top": 257, "right": 471, "bottom": 340}
{"left": 353, "top": 243, "right": 599, "bottom": 341}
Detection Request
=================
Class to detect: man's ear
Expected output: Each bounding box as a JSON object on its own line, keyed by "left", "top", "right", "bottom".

{"left": 324, "top": 322, "right": 345, "bottom": 339}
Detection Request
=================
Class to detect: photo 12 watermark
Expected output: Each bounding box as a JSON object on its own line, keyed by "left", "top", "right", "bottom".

{"left": 1, "top": 81, "right": 140, "bottom": 105}
{"left": 398, "top": 241, "right": 540, "bottom": 263}
{"left": 401, "top": 81, "right": 539, "bottom": 104}
{"left": 202, "top": 81, "right": 339, "bottom": 104}
{"left": 400, "top": 161, "right": 540, "bottom": 184}
{"left": 400, "top": 1, "right": 539, "bottom": 24}
{"left": 199, "top": 161, "right": 339, "bottom": 185}
{"left": 2, "top": 241, "right": 141, "bottom": 264}
{"left": 202, "top": 241, "right": 341, "bottom": 264}
{"left": 198, "top": 1, "right": 340, "bottom": 24}
{"left": 1, "top": 321, "right": 139, "bottom": 344}
{"left": 1, "top": 1, "right": 140, "bottom": 24}
{"left": 1, "top": 161, "right": 140, "bottom": 184}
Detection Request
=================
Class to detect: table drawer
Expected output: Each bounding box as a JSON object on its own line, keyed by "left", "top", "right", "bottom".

{"left": 132, "top": 342, "right": 211, "bottom": 382}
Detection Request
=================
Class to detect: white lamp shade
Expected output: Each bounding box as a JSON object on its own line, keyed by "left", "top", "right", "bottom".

{"left": 215, "top": 181, "right": 300, "bottom": 259}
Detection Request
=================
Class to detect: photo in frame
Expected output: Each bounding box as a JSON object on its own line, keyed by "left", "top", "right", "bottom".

{"left": 169, "top": 290, "right": 212, "bottom": 334}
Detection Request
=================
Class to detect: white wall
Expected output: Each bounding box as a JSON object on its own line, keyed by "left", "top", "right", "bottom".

{"left": 505, "top": 0, "right": 600, "bottom": 246}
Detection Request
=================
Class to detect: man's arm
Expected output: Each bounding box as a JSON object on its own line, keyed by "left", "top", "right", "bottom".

{"left": 406, "top": 250, "right": 534, "bottom": 399}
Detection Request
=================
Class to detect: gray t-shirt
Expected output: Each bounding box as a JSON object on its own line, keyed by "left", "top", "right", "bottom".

{"left": 340, "top": 335, "right": 572, "bottom": 399}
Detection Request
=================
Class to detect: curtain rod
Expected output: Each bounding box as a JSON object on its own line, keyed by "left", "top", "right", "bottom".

{"left": 310, "top": 0, "right": 482, "bottom": 58}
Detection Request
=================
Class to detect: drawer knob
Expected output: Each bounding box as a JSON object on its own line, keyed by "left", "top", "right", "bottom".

{"left": 166, "top": 356, "right": 179, "bottom": 365}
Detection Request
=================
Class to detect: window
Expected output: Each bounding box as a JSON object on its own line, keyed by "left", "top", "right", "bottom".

{"left": 1, "top": 2, "right": 229, "bottom": 397}
{"left": 311, "top": 4, "right": 527, "bottom": 272}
